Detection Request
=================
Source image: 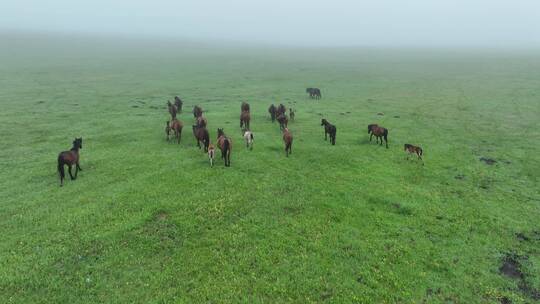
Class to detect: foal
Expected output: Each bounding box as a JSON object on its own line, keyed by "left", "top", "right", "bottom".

{"left": 57, "top": 138, "right": 83, "bottom": 186}
{"left": 277, "top": 113, "right": 288, "bottom": 130}
{"left": 282, "top": 128, "right": 293, "bottom": 157}
{"left": 217, "top": 128, "right": 232, "bottom": 167}
{"left": 240, "top": 111, "right": 250, "bottom": 130}
{"left": 368, "top": 124, "right": 389, "bottom": 148}
{"left": 243, "top": 130, "right": 254, "bottom": 150}
{"left": 208, "top": 144, "right": 215, "bottom": 167}
{"left": 404, "top": 144, "right": 423, "bottom": 163}
{"left": 170, "top": 118, "right": 183, "bottom": 144}
{"left": 321, "top": 119, "right": 336, "bottom": 145}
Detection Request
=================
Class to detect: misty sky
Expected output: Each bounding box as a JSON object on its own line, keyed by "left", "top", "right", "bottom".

{"left": 2, "top": 0, "right": 539, "bottom": 46}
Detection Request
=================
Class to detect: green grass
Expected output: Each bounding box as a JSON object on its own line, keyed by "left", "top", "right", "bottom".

{"left": 1, "top": 32, "right": 539, "bottom": 303}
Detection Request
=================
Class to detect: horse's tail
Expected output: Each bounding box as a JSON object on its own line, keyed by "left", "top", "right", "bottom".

{"left": 418, "top": 147, "right": 423, "bottom": 156}
{"left": 250, "top": 133, "right": 254, "bottom": 141}
{"left": 57, "top": 155, "right": 65, "bottom": 181}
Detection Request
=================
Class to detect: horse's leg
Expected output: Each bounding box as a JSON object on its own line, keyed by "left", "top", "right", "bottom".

{"left": 77, "top": 162, "right": 82, "bottom": 171}
{"left": 68, "top": 165, "right": 75, "bottom": 180}
{"left": 369, "top": 133, "right": 373, "bottom": 142}
{"left": 74, "top": 163, "right": 79, "bottom": 178}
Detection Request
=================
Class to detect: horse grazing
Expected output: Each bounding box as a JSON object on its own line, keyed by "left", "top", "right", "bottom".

{"left": 217, "top": 128, "right": 232, "bottom": 167}
{"left": 193, "top": 105, "right": 203, "bottom": 118}
{"left": 170, "top": 118, "right": 183, "bottom": 144}
{"left": 368, "top": 124, "right": 389, "bottom": 148}
{"left": 289, "top": 108, "right": 295, "bottom": 121}
{"left": 57, "top": 138, "right": 83, "bottom": 186}
{"left": 282, "top": 128, "right": 293, "bottom": 157}
{"left": 268, "top": 104, "right": 277, "bottom": 122}
{"left": 243, "top": 130, "right": 254, "bottom": 150}
{"left": 167, "top": 101, "right": 177, "bottom": 119}
{"left": 196, "top": 116, "right": 208, "bottom": 128}
{"left": 174, "top": 96, "right": 183, "bottom": 113}
{"left": 321, "top": 119, "right": 336, "bottom": 145}
{"left": 241, "top": 102, "right": 250, "bottom": 112}
{"left": 404, "top": 144, "right": 423, "bottom": 163}
{"left": 165, "top": 121, "right": 171, "bottom": 141}
{"left": 306, "top": 88, "right": 321, "bottom": 99}
{"left": 240, "top": 111, "right": 250, "bottom": 130}
{"left": 208, "top": 144, "right": 215, "bottom": 167}
{"left": 192, "top": 125, "right": 209, "bottom": 151}
{"left": 277, "top": 113, "right": 288, "bottom": 130}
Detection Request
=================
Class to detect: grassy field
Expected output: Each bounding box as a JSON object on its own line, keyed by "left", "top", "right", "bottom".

{"left": 1, "top": 32, "right": 539, "bottom": 303}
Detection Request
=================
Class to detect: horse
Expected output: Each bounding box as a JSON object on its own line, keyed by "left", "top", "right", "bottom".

{"left": 217, "top": 128, "right": 232, "bottom": 167}
{"left": 276, "top": 103, "right": 286, "bottom": 116}
{"left": 165, "top": 121, "right": 171, "bottom": 141}
{"left": 170, "top": 118, "right": 183, "bottom": 144}
{"left": 57, "top": 138, "right": 83, "bottom": 186}
{"left": 282, "top": 128, "right": 293, "bottom": 157}
{"left": 368, "top": 124, "right": 389, "bottom": 148}
{"left": 196, "top": 116, "right": 208, "bottom": 128}
{"left": 192, "top": 125, "right": 209, "bottom": 151}
{"left": 240, "top": 111, "right": 250, "bottom": 130}
{"left": 174, "top": 96, "right": 183, "bottom": 113}
{"left": 306, "top": 88, "right": 321, "bottom": 99}
{"left": 241, "top": 102, "right": 250, "bottom": 112}
{"left": 404, "top": 144, "right": 423, "bottom": 163}
{"left": 243, "top": 130, "right": 254, "bottom": 150}
{"left": 208, "top": 144, "right": 215, "bottom": 167}
{"left": 268, "top": 104, "right": 277, "bottom": 122}
{"left": 277, "top": 113, "right": 288, "bottom": 130}
{"left": 321, "top": 119, "right": 336, "bottom": 145}
{"left": 289, "top": 108, "right": 295, "bottom": 121}
{"left": 193, "top": 105, "right": 203, "bottom": 118}
{"left": 167, "top": 101, "right": 177, "bottom": 119}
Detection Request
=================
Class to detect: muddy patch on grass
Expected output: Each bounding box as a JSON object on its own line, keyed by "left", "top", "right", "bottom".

{"left": 500, "top": 253, "right": 524, "bottom": 279}
{"left": 393, "top": 115, "right": 400, "bottom": 118}
{"left": 455, "top": 174, "right": 465, "bottom": 180}
{"left": 516, "top": 232, "right": 530, "bottom": 242}
{"left": 36, "top": 100, "right": 45, "bottom": 104}
{"left": 377, "top": 112, "right": 384, "bottom": 116}
{"left": 340, "top": 112, "right": 345, "bottom": 115}
{"left": 391, "top": 202, "right": 413, "bottom": 216}
{"left": 499, "top": 296, "right": 512, "bottom": 304}
{"left": 480, "top": 157, "right": 497, "bottom": 165}
{"left": 149, "top": 105, "right": 159, "bottom": 110}
{"left": 519, "top": 281, "right": 540, "bottom": 300}
{"left": 131, "top": 105, "right": 139, "bottom": 108}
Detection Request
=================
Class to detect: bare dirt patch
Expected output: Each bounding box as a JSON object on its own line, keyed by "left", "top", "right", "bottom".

{"left": 499, "top": 253, "right": 523, "bottom": 279}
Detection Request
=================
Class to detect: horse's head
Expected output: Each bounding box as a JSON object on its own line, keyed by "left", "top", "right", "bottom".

{"left": 217, "top": 128, "right": 224, "bottom": 137}
{"left": 368, "top": 124, "right": 377, "bottom": 133}
{"left": 321, "top": 119, "right": 327, "bottom": 126}
{"left": 73, "top": 138, "right": 82, "bottom": 149}
{"left": 306, "top": 88, "right": 312, "bottom": 93}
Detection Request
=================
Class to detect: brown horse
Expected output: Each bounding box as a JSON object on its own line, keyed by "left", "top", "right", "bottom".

{"left": 368, "top": 124, "right": 389, "bottom": 148}
{"left": 404, "top": 144, "right": 423, "bottom": 163}
{"left": 165, "top": 121, "right": 171, "bottom": 141}
{"left": 268, "top": 104, "right": 277, "bottom": 122}
{"left": 193, "top": 105, "right": 203, "bottom": 118}
{"left": 57, "top": 138, "right": 83, "bottom": 186}
{"left": 289, "top": 108, "right": 295, "bottom": 121}
{"left": 192, "top": 125, "right": 209, "bottom": 151}
{"left": 196, "top": 116, "right": 208, "bottom": 128}
{"left": 217, "top": 128, "right": 232, "bottom": 167}
{"left": 277, "top": 113, "right": 288, "bottom": 130}
{"left": 282, "top": 128, "right": 293, "bottom": 157}
{"left": 321, "top": 119, "right": 336, "bottom": 145}
{"left": 170, "top": 118, "right": 183, "bottom": 144}
{"left": 241, "top": 102, "right": 250, "bottom": 112}
{"left": 276, "top": 103, "right": 286, "bottom": 117}
{"left": 174, "top": 96, "right": 183, "bottom": 113}
{"left": 240, "top": 111, "right": 250, "bottom": 130}
{"left": 167, "top": 101, "right": 177, "bottom": 119}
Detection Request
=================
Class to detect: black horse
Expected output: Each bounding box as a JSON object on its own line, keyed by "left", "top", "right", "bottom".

{"left": 174, "top": 96, "right": 183, "bottom": 113}
{"left": 306, "top": 88, "right": 321, "bottom": 99}
{"left": 321, "top": 119, "right": 336, "bottom": 145}
{"left": 57, "top": 138, "right": 83, "bottom": 186}
{"left": 268, "top": 104, "right": 277, "bottom": 122}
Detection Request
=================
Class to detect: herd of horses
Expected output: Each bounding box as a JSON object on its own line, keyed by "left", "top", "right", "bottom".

{"left": 57, "top": 88, "right": 424, "bottom": 186}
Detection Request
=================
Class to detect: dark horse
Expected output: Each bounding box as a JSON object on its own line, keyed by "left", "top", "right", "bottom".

{"left": 289, "top": 108, "right": 295, "bottom": 121}
{"left": 167, "top": 100, "right": 177, "bottom": 119}
{"left": 174, "top": 96, "right": 183, "bottom": 113}
{"left": 170, "top": 118, "right": 183, "bottom": 144}
{"left": 306, "top": 88, "right": 321, "bottom": 99}
{"left": 277, "top": 113, "right": 288, "bottom": 130}
{"left": 240, "top": 110, "right": 250, "bottom": 130}
{"left": 368, "top": 124, "right": 389, "bottom": 148}
{"left": 196, "top": 116, "right": 208, "bottom": 128}
{"left": 57, "top": 138, "right": 83, "bottom": 186}
{"left": 193, "top": 105, "right": 203, "bottom": 118}
{"left": 321, "top": 119, "right": 336, "bottom": 145}
{"left": 241, "top": 102, "right": 250, "bottom": 112}
{"left": 192, "top": 125, "right": 209, "bottom": 151}
{"left": 268, "top": 104, "right": 277, "bottom": 122}
{"left": 282, "top": 128, "right": 293, "bottom": 157}
{"left": 217, "top": 128, "right": 232, "bottom": 167}
{"left": 276, "top": 103, "right": 286, "bottom": 117}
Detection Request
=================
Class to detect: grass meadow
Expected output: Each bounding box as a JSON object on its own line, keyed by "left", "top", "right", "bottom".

{"left": 1, "top": 32, "right": 539, "bottom": 303}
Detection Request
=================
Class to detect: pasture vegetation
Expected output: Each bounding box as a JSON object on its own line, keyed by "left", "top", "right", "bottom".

{"left": 1, "top": 32, "right": 539, "bottom": 303}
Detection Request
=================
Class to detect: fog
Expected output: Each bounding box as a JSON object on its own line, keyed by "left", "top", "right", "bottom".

{"left": 2, "top": 0, "right": 539, "bottom": 47}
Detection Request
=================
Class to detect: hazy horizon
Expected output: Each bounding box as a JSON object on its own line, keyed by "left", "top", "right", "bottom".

{"left": 2, "top": 0, "right": 540, "bottom": 48}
